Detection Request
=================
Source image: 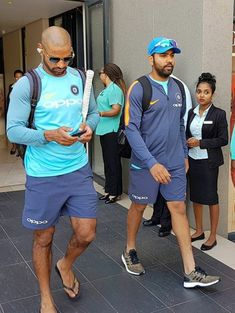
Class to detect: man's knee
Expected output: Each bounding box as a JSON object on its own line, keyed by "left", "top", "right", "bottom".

{"left": 73, "top": 232, "right": 95, "bottom": 247}
{"left": 73, "top": 223, "right": 96, "bottom": 247}
{"left": 33, "top": 227, "right": 55, "bottom": 248}
{"left": 130, "top": 202, "right": 147, "bottom": 213}
{"left": 167, "top": 201, "right": 186, "bottom": 216}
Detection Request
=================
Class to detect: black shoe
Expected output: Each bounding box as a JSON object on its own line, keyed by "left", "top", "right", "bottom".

{"left": 191, "top": 232, "right": 205, "bottom": 242}
{"left": 99, "top": 194, "right": 110, "bottom": 200}
{"left": 143, "top": 219, "right": 158, "bottom": 227}
{"left": 105, "top": 196, "right": 119, "bottom": 204}
{"left": 158, "top": 226, "right": 171, "bottom": 237}
{"left": 201, "top": 240, "right": 217, "bottom": 251}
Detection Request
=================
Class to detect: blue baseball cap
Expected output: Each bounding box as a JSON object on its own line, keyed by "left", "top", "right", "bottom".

{"left": 147, "top": 36, "right": 181, "bottom": 55}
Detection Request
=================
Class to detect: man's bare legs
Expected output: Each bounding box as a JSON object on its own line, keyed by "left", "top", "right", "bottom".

{"left": 34, "top": 218, "right": 96, "bottom": 313}
{"left": 167, "top": 201, "right": 195, "bottom": 275}
{"left": 121, "top": 202, "right": 147, "bottom": 275}
{"left": 33, "top": 226, "right": 56, "bottom": 313}
{"left": 126, "top": 202, "right": 146, "bottom": 251}
{"left": 56, "top": 217, "right": 96, "bottom": 297}
{"left": 125, "top": 201, "right": 195, "bottom": 274}
{"left": 231, "top": 160, "right": 235, "bottom": 187}
{"left": 124, "top": 199, "right": 220, "bottom": 286}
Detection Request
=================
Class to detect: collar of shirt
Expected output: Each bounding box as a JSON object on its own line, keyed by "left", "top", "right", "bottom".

{"left": 193, "top": 103, "right": 212, "bottom": 117}
{"left": 149, "top": 75, "right": 169, "bottom": 95}
{"left": 99, "top": 81, "right": 114, "bottom": 96}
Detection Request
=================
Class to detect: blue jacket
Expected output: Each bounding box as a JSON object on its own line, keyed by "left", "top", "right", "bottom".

{"left": 125, "top": 75, "right": 188, "bottom": 170}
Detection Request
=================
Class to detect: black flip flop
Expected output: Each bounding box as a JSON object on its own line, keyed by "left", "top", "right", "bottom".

{"left": 55, "top": 264, "right": 80, "bottom": 300}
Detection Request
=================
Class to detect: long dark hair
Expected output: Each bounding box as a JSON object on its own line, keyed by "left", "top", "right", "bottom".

{"left": 103, "top": 63, "right": 126, "bottom": 94}
{"left": 196, "top": 72, "right": 216, "bottom": 94}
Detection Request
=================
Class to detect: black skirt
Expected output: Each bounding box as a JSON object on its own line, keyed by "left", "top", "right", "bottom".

{"left": 188, "top": 157, "right": 219, "bottom": 205}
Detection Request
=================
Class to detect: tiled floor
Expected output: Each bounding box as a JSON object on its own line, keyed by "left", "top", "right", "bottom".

{"left": 1, "top": 133, "right": 235, "bottom": 312}
{"left": 1, "top": 190, "right": 235, "bottom": 313}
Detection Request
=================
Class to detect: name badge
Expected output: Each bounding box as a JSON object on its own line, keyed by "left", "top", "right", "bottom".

{"left": 203, "top": 120, "right": 213, "bottom": 124}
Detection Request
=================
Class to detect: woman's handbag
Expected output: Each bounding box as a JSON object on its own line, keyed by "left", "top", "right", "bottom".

{"left": 117, "top": 126, "right": 131, "bottom": 159}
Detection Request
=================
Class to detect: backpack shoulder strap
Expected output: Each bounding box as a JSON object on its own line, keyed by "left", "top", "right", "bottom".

{"left": 171, "top": 77, "right": 186, "bottom": 118}
{"left": 137, "top": 75, "right": 152, "bottom": 112}
{"left": 25, "top": 69, "right": 41, "bottom": 128}
{"left": 76, "top": 68, "right": 86, "bottom": 90}
{"left": 119, "top": 76, "right": 151, "bottom": 130}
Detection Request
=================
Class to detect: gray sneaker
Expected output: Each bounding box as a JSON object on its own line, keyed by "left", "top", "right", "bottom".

{"left": 121, "top": 249, "right": 145, "bottom": 276}
{"left": 184, "top": 266, "right": 220, "bottom": 288}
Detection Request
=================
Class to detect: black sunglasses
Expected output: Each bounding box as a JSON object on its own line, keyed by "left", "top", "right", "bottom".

{"left": 48, "top": 56, "right": 74, "bottom": 64}
{"left": 43, "top": 49, "right": 75, "bottom": 64}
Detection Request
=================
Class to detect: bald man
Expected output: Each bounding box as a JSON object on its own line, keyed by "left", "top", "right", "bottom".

{"left": 7, "top": 26, "right": 99, "bottom": 313}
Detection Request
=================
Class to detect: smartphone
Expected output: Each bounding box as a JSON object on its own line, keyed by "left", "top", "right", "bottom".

{"left": 71, "top": 130, "right": 87, "bottom": 137}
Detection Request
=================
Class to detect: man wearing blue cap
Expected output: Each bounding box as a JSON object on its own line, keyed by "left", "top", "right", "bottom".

{"left": 121, "top": 36, "right": 220, "bottom": 288}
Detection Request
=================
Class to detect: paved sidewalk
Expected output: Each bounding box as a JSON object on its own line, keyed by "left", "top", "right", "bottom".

{"left": 0, "top": 190, "right": 235, "bottom": 313}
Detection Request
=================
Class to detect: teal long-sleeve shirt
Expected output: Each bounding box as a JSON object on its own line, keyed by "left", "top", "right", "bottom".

{"left": 7, "top": 65, "right": 99, "bottom": 177}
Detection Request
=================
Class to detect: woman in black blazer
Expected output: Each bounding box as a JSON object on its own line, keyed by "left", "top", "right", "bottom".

{"left": 186, "top": 73, "right": 228, "bottom": 251}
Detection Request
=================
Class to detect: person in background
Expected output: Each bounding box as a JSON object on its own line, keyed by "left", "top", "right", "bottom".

{"left": 6, "top": 69, "right": 24, "bottom": 155}
{"left": 231, "top": 126, "right": 235, "bottom": 187}
{"left": 96, "top": 63, "right": 126, "bottom": 204}
{"left": 121, "top": 36, "right": 220, "bottom": 288}
{"left": 186, "top": 73, "right": 228, "bottom": 251}
{"left": 7, "top": 26, "right": 99, "bottom": 313}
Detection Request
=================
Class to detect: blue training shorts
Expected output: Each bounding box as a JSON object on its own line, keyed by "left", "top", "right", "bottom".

{"left": 23, "top": 162, "right": 97, "bottom": 230}
{"left": 128, "top": 165, "right": 186, "bottom": 204}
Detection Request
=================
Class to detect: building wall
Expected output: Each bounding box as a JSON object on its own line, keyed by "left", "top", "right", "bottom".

{"left": 201, "top": 0, "right": 233, "bottom": 236}
{"left": 109, "top": 0, "right": 234, "bottom": 236}
{"left": 25, "top": 19, "right": 49, "bottom": 69}
{"left": 3, "top": 29, "right": 23, "bottom": 97}
{"left": 2, "top": 19, "right": 48, "bottom": 103}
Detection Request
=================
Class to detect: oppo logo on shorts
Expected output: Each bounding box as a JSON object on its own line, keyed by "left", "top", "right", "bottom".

{"left": 26, "top": 218, "right": 48, "bottom": 225}
{"left": 131, "top": 194, "right": 148, "bottom": 200}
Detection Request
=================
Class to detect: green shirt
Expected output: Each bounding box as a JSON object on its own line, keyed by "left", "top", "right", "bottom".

{"left": 96, "top": 82, "right": 124, "bottom": 135}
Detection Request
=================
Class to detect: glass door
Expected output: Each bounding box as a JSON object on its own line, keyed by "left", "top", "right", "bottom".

{"left": 85, "top": 0, "right": 109, "bottom": 179}
{"left": 49, "top": 7, "right": 84, "bottom": 69}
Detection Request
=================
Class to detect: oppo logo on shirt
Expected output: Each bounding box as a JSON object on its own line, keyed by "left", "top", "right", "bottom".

{"left": 43, "top": 98, "right": 82, "bottom": 109}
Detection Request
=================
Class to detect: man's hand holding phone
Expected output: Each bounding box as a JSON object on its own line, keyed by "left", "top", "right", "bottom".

{"left": 71, "top": 130, "right": 87, "bottom": 137}
{"left": 71, "top": 123, "right": 93, "bottom": 143}
{"left": 44, "top": 126, "right": 78, "bottom": 146}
